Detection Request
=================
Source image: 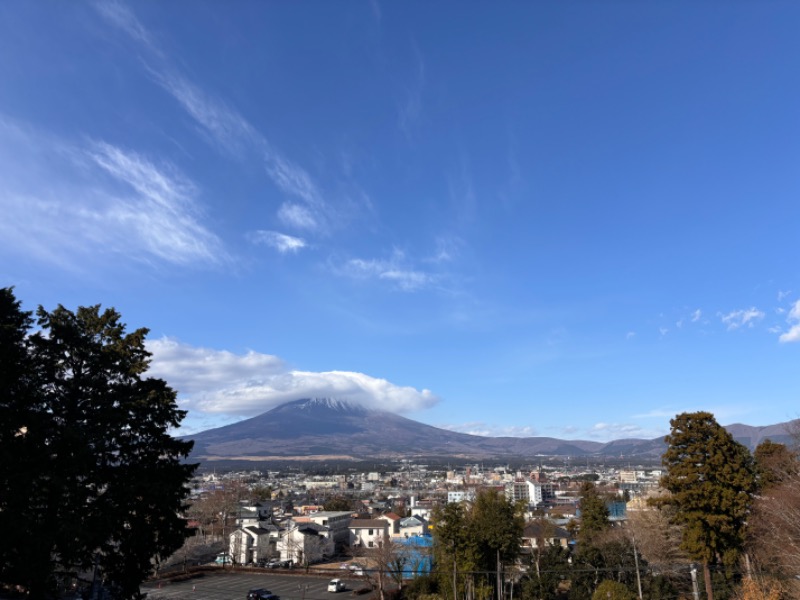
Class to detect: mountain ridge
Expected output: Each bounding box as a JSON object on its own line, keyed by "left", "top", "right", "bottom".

{"left": 185, "top": 398, "right": 798, "bottom": 463}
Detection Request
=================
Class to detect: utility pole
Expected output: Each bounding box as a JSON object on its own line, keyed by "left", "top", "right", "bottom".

{"left": 453, "top": 540, "right": 458, "bottom": 600}
{"left": 631, "top": 534, "right": 643, "bottom": 600}
{"left": 497, "top": 549, "right": 503, "bottom": 600}
{"left": 690, "top": 564, "right": 700, "bottom": 600}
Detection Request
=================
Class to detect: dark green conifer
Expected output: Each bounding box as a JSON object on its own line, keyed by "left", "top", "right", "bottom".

{"left": 659, "top": 411, "right": 756, "bottom": 600}
{"left": 0, "top": 289, "right": 196, "bottom": 599}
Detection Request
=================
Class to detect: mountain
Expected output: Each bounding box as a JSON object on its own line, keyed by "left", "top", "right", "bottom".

{"left": 185, "top": 398, "right": 798, "bottom": 463}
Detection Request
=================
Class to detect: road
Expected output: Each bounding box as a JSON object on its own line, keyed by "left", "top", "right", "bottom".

{"left": 142, "top": 571, "right": 369, "bottom": 600}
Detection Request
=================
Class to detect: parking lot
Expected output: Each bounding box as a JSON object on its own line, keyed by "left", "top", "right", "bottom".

{"left": 142, "top": 571, "right": 368, "bottom": 600}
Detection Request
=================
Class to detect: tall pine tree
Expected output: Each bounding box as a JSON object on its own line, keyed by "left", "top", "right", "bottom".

{"left": 659, "top": 411, "right": 756, "bottom": 600}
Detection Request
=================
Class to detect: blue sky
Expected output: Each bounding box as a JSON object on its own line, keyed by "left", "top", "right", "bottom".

{"left": 2, "top": 1, "right": 799, "bottom": 442}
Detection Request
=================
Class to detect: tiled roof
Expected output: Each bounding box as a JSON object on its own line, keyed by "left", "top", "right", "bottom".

{"left": 350, "top": 519, "right": 388, "bottom": 528}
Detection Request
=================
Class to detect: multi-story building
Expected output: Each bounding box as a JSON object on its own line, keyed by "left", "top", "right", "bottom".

{"left": 507, "top": 478, "right": 555, "bottom": 507}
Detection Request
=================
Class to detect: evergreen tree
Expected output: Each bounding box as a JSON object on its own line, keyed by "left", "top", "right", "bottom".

{"left": 520, "top": 545, "right": 570, "bottom": 600}
{"left": 323, "top": 495, "right": 353, "bottom": 512}
{"left": 753, "top": 439, "right": 798, "bottom": 491}
{"left": 659, "top": 411, "right": 756, "bottom": 600}
{"left": 433, "top": 500, "right": 476, "bottom": 600}
{"left": 432, "top": 490, "right": 523, "bottom": 600}
{"left": 577, "top": 482, "right": 610, "bottom": 542}
{"left": 0, "top": 289, "right": 196, "bottom": 599}
{"left": 591, "top": 580, "right": 635, "bottom": 600}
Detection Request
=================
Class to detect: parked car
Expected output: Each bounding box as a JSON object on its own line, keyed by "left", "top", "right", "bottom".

{"left": 214, "top": 553, "right": 231, "bottom": 565}
{"left": 328, "top": 579, "right": 346, "bottom": 593}
{"left": 247, "top": 589, "right": 274, "bottom": 600}
{"left": 349, "top": 563, "right": 365, "bottom": 576}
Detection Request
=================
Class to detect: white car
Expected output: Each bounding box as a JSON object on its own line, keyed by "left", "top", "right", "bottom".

{"left": 328, "top": 579, "right": 346, "bottom": 593}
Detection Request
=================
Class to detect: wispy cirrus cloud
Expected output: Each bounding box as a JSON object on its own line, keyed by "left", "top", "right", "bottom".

{"left": 88, "top": 142, "right": 226, "bottom": 265}
{"left": 425, "top": 234, "right": 463, "bottom": 264}
{"left": 146, "top": 337, "right": 439, "bottom": 418}
{"left": 397, "top": 42, "right": 426, "bottom": 139}
{"left": 95, "top": 1, "right": 340, "bottom": 237}
{"left": 248, "top": 230, "right": 307, "bottom": 254}
{"left": 277, "top": 202, "right": 321, "bottom": 231}
{"left": 338, "top": 249, "right": 435, "bottom": 292}
{"left": 95, "top": 0, "right": 160, "bottom": 54}
{"left": 0, "top": 117, "right": 224, "bottom": 269}
{"left": 779, "top": 299, "right": 800, "bottom": 343}
{"left": 720, "top": 307, "right": 765, "bottom": 330}
{"left": 149, "top": 68, "right": 259, "bottom": 157}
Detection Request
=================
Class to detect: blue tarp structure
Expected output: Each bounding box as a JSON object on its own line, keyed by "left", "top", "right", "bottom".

{"left": 397, "top": 534, "right": 433, "bottom": 578}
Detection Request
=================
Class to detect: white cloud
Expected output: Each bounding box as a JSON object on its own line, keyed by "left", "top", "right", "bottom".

{"left": 150, "top": 68, "right": 258, "bottom": 157}
{"left": 0, "top": 118, "right": 224, "bottom": 269}
{"left": 788, "top": 299, "right": 800, "bottom": 321}
{"left": 379, "top": 269, "right": 433, "bottom": 290}
{"left": 88, "top": 142, "right": 226, "bottom": 265}
{"left": 341, "top": 252, "right": 434, "bottom": 292}
{"left": 586, "top": 422, "right": 663, "bottom": 440}
{"left": 778, "top": 300, "right": 800, "bottom": 343}
{"left": 631, "top": 407, "right": 681, "bottom": 419}
{"left": 691, "top": 309, "right": 702, "bottom": 322}
{"left": 626, "top": 331, "right": 636, "bottom": 340}
{"left": 277, "top": 202, "right": 320, "bottom": 231}
{"left": 150, "top": 63, "right": 331, "bottom": 226}
{"left": 146, "top": 337, "right": 438, "bottom": 415}
{"left": 439, "top": 422, "right": 537, "bottom": 438}
{"left": 265, "top": 153, "right": 324, "bottom": 209}
{"left": 720, "top": 307, "right": 765, "bottom": 330}
{"left": 95, "top": 0, "right": 160, "bottom": 54}
{"left": 425, "top": 235, "right": 463, "bottom": 264}
{"left": 659, "top": 327, "right": 669, "bottom": 336}
{"left": 779, "top": 326, "right": 800, "bottom": 343}
{"left": 778, "top": 290, "right": 791, "bottom": 301}
{"left": 248, "top": 230, "right": 307, "bottom": 254}
{"left": 95, "top": 3, "right": 339, "bottom": 235}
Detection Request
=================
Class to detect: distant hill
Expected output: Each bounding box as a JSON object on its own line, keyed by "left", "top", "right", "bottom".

{"left": 184, "top": 398, "right": 798, "bottom": 463}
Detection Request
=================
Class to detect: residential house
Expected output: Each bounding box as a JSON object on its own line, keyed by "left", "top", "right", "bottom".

{"left": 521, "top": 521, "right": 571, "bottom": 550}
{"left": 229, "top": 525, "right": 274, "bottom": 565}
{"left": 398, "top": 516, "right": 428, "bottom": 538}
{"left": 277, "top": 522, "right": 334, "bottom": 565}
{"left": 349, "top": 519, "right": 389, "bottom": 549}
{"left": 378, "top": 512, "right": 402, "bottom": 537}
{"left": 301, "top": 510, "right": 352, "bottom": 546}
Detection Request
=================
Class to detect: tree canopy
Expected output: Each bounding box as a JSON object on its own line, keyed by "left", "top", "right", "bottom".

{"left": 0, "top": 288, "right": 196, "bottom": 599}
{"left": 577, "top": 481, "right": 610, "bottom": 542}
{"left": 432, "top": 489, "right": 524, "bottom": 600}
{"left": 659, "top": 411, "right": 756, "bottom": 600}
{"left": 323, "top": 495, "right": 353, "bottom": 512}
{"left": 753, "top": 438, "right": 798, "bottom": 491}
